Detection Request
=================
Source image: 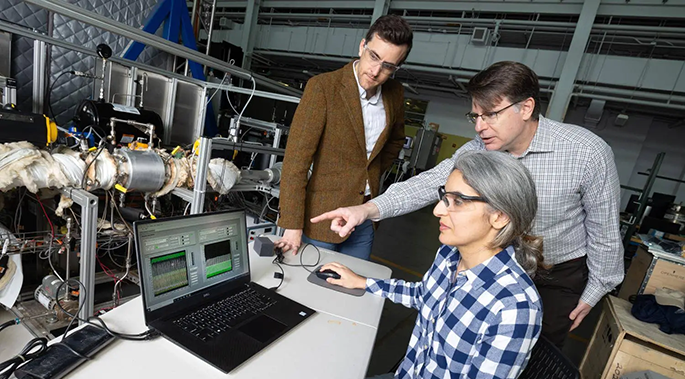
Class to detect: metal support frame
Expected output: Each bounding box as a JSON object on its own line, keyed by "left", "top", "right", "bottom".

{"left": 190, "top": 137, "right": 212, "bottom": 214}
{"left": 23, "top": 0, "right": 302, "bottom": 97}
{"left": 163, "top": 78, "right": 178, "bottom": 145}
{"left": 59, "top": 188, "right": 98, "bottom": 322}
{"left": 205, "top": 0, "right": 219, "bottom": 56}
{"left": 241, "top": 0, "right": 261, "bottom": 70}
{"left": 32, "top": 40, "right": 48, "bottom": 114}
{"left": 546, "top": 0, "right": 600, "bottom": 121}
{"left": 371, "top": 0, "right": 390, "bottom": 24}
{"left": 270, "top": 127, "right": 283, "bottom": 168}
{"left": 621, "top": 152, "right": 666, "bottom": 250}
{"left": 212, "top": 138, "right": 285, "bottom": 156}
{"left": 172, "top": 188, "right": 195, "bottom": 203}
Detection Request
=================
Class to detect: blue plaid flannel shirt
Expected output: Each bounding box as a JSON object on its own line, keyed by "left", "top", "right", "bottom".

{"left": 366, "top": 245, "right": 542, "bottom": 379}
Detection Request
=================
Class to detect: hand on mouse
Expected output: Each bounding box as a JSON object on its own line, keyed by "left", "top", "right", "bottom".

{"left": 320, "top": 262, "right": 366, "bottom": 290}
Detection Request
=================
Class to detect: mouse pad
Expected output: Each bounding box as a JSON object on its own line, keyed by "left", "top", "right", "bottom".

{"left": 307, "top": 265, "right": 365, "bottom": 297}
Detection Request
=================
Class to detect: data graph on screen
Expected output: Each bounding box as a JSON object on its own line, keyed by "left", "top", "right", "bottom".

{"left": 150, "top": 251, "right": 189, "bottom": 296}
{"left": 204, "top": 240, "right": 232, "bottom": 279}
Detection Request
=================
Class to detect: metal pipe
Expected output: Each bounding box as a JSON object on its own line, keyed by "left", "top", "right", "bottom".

{"left": 571, "top": 92, "right": 685, "bottom": 111}
{"left": 576, "top": 85, "right": 685, "bottom": 104}
{"left": 32, "top": 40, "right": 47, "bottom": 114}
{"left": 23, "top": 0, "right": 302, "bottom": 97}
{"left": 0, "top": 20, "right": 302, "bottom": 106}
{"left": 190, "top": 0, "right": 200, "bottom": 35}
{"left": 205, "top": 0, "right": 218, "bottom": 55}
{"left": 191, "top": 137, "right": 212, "bottom": 214}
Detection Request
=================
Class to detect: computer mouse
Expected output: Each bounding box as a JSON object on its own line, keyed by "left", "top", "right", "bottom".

{"left": 316, "top": 269, "right": 341, "bottom": 280}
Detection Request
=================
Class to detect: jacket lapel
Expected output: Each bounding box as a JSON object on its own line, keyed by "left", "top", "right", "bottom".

{"left": 340, "top": 62, "right": 367, "bottom": 157}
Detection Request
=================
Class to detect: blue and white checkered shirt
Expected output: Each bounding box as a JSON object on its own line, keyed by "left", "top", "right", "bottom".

{"left": 367, "top": 245, "right": 542, "bottom": 379}
{"left": 371, "top": 115, "right": 624, "bottom": 307}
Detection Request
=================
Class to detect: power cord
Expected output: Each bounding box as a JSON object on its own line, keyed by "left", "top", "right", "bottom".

{"left": 55, "top": 278, "right": 159, "bottom": 342}
{"left": 270, "top": 243, "right": 322, "bottom": 291}
{"left": 0, "top": 337, "right": 48, "bottom": 379}
{"left": 0, "top": 318, "right": 19, "bottom": 333}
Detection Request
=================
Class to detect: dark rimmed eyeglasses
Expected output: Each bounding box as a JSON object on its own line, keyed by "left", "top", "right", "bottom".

{"left": 437, "top": 185, "right": 487, "bottom": 209}
{"left": 465, "top": 99, "right": 525, "bottom": 124}
{"left": 363, "top": 44, "right": 401, "bottom": 74}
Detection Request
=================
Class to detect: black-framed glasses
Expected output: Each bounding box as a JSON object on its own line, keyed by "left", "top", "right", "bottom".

{"left": 465, "top": 100, "right": 525, "bottom": 124}
{"left": 363, "top": 44, "right": 401, "bottom": 74}
{"left": 438, "top": 185, "right": 487, "bottom": 209}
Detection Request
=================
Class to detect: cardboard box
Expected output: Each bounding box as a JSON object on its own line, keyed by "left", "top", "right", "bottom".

{"left": 619, "top": 245, "right": 685, "bottom": 300}
{"left": 580, "top": 296, "right": 685, "bottom": 379}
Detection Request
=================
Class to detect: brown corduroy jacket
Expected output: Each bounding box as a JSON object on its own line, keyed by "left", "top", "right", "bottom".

{"left": 277, "top": 61, "right": 406, "bottom": 243}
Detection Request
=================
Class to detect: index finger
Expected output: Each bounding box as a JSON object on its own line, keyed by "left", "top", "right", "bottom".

{"left": 310, "top": 210, "right": 341, "bottom": 224}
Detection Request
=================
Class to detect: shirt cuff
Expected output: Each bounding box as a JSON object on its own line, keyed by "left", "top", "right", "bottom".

{"left": 580, "top": 280, "right": 608, "bottom": 307}
{"left": 365, "top": 277, "right": 382, "bottom": 294}
{"left": 368, "top": 198, "right": 391, "bottom": 221}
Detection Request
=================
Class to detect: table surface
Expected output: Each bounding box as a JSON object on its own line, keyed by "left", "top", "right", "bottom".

{"left": 59, "top": 237, "right": 393, "bottom": 379}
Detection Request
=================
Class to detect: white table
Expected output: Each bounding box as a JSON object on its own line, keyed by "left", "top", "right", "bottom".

{"left": 60, "top": 238, "right": 392, "bottom": 379}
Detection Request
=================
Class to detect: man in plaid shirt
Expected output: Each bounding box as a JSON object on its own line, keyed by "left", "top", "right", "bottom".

{"left": 321, "top": 151, "right": 543, "bottom": 378}
{"left": 313, "top": 61, "right": 624, "bottom": 349}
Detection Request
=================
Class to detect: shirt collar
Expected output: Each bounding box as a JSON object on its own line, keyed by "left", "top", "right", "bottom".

{"left": 448, "top": 245, "right": 517, "bottom": 288}
{"left": 352, "top": 60, "right": 382, "bottom": 104}
{"left": 521, "top": 115, "right": 555, "bottom": 155}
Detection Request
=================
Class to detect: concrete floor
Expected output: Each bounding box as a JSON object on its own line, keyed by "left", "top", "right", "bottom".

{"left": 365, "top": 205, "right": 600, "bottom": 376}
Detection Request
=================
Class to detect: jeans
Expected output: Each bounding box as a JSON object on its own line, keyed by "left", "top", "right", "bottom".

{"left": 302, "top": 219, "right": 374, "bottom": 260}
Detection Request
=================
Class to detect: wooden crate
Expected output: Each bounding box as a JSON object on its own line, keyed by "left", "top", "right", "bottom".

{"left": 619, "top": 245, "right": 685, "bottom": 300}
{"left": 580, "top": 296, "right": 685, "bottom": 379}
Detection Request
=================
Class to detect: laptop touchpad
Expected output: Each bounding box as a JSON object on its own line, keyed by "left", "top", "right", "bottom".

{"left": 238, "top": 315, "right": 287, "bottom": 343}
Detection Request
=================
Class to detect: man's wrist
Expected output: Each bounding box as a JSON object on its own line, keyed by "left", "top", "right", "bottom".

{"left": 362, "top": 202, "right": 380, "bottom": 221}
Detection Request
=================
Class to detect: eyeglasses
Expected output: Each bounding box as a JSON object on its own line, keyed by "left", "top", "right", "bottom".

{"left": 465, "top": 100, "right": 524, "bottom": 125}
{"left": 363, "top": 44, "right": 401, "bottom": 74}
{"left": 438, "top": 185, "right": 487, "bottom": 210}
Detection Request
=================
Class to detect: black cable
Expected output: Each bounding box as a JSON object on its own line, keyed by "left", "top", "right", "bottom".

{"left": 46, "top": 71, "right": 71, "bottom": 121}
{"left": 280, "top": 243, "right": 321, "bottom": 273}
{"left": 80, "top": 143, "right": 105, "bottom": 190}
{"left": 55, "top": 278, "right": 158, "bottom": 342}
{"left": 270, "top": 259, "right": 285, "bottom": 291}
{"left": 0, "top": 337, "right": 48, "bottom": 379}
{"left": 0, "top": 319, "right": 19, "bottom": 333}
{"left": 270, "top": 243, "right": 322, "bottom": 291}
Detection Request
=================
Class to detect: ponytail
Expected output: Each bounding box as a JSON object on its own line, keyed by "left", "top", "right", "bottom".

{"left": 512, "top": 234, "right": 548, "bottom": 279}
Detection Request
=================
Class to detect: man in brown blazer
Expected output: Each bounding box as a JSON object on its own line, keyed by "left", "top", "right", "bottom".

{"left": 275, "top": 15, "right": 413, "bottom": 260}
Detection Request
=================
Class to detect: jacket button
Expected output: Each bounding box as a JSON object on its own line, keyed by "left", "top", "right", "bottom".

{"left": 359, "top": 191, "right": 364, "bottom": 195}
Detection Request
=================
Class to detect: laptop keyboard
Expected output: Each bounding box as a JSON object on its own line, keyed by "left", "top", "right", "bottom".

{"left": 174, "top": 287, "right": 277, "bottom": 341}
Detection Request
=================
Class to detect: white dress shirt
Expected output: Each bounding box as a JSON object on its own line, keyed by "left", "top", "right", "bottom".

{"left": 353, "top": 61, "right": 386, "bottom": 195}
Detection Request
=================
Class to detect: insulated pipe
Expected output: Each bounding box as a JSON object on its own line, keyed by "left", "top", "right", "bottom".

{"left": 23, "top": 0, "right": 302, "bottom": 97}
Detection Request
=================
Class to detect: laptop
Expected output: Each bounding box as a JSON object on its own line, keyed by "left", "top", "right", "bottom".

{"left": 133, "top": 210, "right": 315, "bottom": 373}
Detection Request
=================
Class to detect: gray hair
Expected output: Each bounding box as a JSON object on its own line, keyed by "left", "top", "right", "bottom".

{"left": 453, "top": 150, "right": 545, "bottom": 278}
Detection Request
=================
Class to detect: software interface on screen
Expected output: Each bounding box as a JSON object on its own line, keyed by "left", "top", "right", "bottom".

{"left": 136, "top": 212, "right": 249, "bottom": 312}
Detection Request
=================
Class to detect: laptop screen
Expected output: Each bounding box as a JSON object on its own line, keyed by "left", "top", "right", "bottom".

{"left": 135, "top": 211, "right": 250, "bottom": 312}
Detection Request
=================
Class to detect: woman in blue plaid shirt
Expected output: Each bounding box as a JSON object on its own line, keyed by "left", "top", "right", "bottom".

{"left": 321, "top": 150, "right": 545, "bottom": 378}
